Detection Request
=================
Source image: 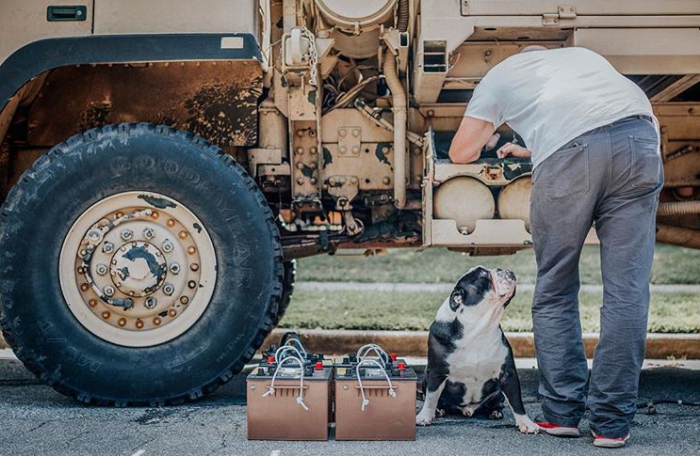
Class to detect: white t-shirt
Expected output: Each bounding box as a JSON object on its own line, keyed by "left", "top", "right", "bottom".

{"left": 465, "top": 47, "right": 656, "bottom": 168}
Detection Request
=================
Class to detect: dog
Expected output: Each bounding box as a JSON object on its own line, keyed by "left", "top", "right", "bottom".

{"left": 415, "top": 266, "right": 539, "bottom": 434}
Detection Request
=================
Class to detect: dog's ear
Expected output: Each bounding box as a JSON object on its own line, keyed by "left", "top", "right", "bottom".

{"left": 449, "top": 287, "right": 465, "bottom": 311}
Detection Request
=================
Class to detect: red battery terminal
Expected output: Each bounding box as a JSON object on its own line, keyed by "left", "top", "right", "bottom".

{"left": 267, "top": 356, "right": 275, "bottom": 364}
{"left": 315, "top": 361, "right": 324, "bottom": 370}
{"left": 390, "top": 354, "right": 398, "bottom": 362}
{"left": 397, "top": 362, "right": 406, "bottom": 370}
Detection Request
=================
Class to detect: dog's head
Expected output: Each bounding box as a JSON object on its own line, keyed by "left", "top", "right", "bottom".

{"left": 449, "top": 266, "right": 517, "bottom": 313}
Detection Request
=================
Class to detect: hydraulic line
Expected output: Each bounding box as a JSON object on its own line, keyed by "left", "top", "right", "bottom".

{"left": 657, "top": 201, "right": 700, "bottom": 217}
{"left": 383, "top": 53, "right": 407, "bottom": 209}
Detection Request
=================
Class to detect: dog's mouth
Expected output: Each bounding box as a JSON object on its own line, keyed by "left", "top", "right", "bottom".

{"left": 491, "top": 269, "right": 516, "bottom": 298}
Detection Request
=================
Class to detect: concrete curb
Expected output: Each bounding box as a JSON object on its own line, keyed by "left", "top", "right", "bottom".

{"left": 1, "top": 330, "right": 696, "bottom": 359}
{"left": 264, "top": 329, "right": 700, "bottom": 360}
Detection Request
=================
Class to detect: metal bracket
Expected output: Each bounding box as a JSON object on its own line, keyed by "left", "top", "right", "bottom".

{"left": 543, "top": 5, "right": 576, "bottom": 25}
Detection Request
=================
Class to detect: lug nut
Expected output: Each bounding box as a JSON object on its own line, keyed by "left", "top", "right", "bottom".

{"left": 102, "top": 311, "right": 111, "bottom": 319}
{"left": 143, "top": 228, "right": 155, "bottom": 239}
{"left": 120, "top": 229, "right": 133, "bottom": 241}
{"left": 135, "top": 320, "right": 144, "bottom": 329}
{"left": 162, "top": 240, "right": 174, "bottom": 253}
{"left": 180, "top": 296, "right": 189, "bottom": 305}
{"left": 170, "top": 263, "right": 181, "bottom": 274}
{"left": 103, "top": 242, "right": 114, "bottom": 253}
{"left": 163, "top": 283, "right": 175, "bottom": 296}
{"left": 96, "top": 263, "right": 108, "bottom": 276}
{"left": 190, "top": 263, "right": 199, "bottom": 272}
{"left": 145, "top": 297, "right": 157, "bottom": 309}
{"left": 104, "top": 286, "right": 115, "bottom": 297}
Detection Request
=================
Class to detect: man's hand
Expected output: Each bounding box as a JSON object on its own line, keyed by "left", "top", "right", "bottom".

{"left": 497, "top": 142, "right": 531, "bottom": 159}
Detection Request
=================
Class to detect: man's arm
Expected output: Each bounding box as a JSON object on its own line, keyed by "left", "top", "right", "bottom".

{"left": 448, "top": 116, "right": 496, "bottom": 164}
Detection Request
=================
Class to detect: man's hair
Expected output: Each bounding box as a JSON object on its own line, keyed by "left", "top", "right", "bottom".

{"left": 519, "top": 45, "right": 548, "bottom": 54}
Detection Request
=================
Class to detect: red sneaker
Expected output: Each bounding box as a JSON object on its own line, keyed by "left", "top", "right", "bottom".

{"left": 592, "top": 431, "right": 630, "bottom": 448}
{"left": 535, "top": 421, "right": 581, "bottom": 437}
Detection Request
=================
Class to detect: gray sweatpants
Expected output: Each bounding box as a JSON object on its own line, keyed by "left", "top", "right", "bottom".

{"left": 530, "top": 116, "right": 663, "bottom": 438}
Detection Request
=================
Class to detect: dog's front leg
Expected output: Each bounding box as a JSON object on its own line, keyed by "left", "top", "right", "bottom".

{"left": 416, "top": 372, "right": 447, "bottom": 426}
{"left": 499, "top": 344, "right": 539, "bottom": 434}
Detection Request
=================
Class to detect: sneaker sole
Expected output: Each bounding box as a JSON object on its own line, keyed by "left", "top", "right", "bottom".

{"left": 541, "top": 427, "right": 581, "bottom": 438}
{"left": 592, "top": 432, "right": 630, "bottom": 448}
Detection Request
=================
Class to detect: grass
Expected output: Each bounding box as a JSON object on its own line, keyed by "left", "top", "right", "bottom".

{"left": 298, "top": 244, "right": 700, "bottom": 285}
{"left": 279, "top": 289, "right": 700, "bottom": 334}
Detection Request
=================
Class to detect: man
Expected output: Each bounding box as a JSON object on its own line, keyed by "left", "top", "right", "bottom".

{"left": 449, "top": 46, "right": 663, "bottom": 448}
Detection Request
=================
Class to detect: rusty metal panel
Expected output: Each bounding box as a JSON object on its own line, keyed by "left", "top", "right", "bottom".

{"left": 27, "top": 61, "right": 262, "bottom": 148}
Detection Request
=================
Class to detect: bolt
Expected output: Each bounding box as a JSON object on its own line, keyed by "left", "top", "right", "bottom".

{"left": 188, "top": 281, "right": 197, "bottom": 289}
{"left": 102, "top": 311, "right": 110, "bottom": 319}
{"left": 79, "top": 249, "right": 87, "bottom": 258}
{"left": 310, "top": 147, "right": 318, "bottom": 155}
{"left": 77, "top": 266, "right": 85, "bottom": 274}
{"left": 339, "top": 130, "right": 346, "bottom": 137}
{"left": 115, "top": 211, "right": 124, "bottom": 218}
{"left": 153, "top": 317, "right": 162, "bottom": 326}
{"left": 120, "top": 229, "right": 133, "bottom": 241}
{"left": 96, "top": 264, "right": 108, "bottom": 276}
{"left": 88, "top": 299, "right": 97, "bottom": 307}
{"left": 151, "top": 211, "right": 159, "bottom": 219}
{"left": 296, "top": 130, "right": 304, "bottom": 137}
{"left": 104, "top": 286, "right": 115, "bottom": 297}
{"left": 296, "top": 163, "right": 305, "bottom": 170}
{"left": 103, "top": 242, "right": 114, "bottom": 253}
{"left": 352, "top": 146, "right": 360, "bottom": 154}
{"left": 143, "top": 228, "right": 155, "bottom": 239}
{"left": 340, "top": 146, "right": 347, "bottom": 154}
{"left": 310, "top": 178, "right": 318, "bottom": 185}
{"left": 190, "top": 263, "right": 200, "bottom": 272}
{"left": 163, "top": 283, "right": 175, "bottom": 296}
{"left": 296, "top": 178, "right": 304, "bottom": 185}
{"left": 162, "top": 240, "right": 174, "bottom": 253}
{"left": 170, "top": 263, "right": 181, "bottom": 274}
{"left": 178, "top": 231, "right": 187, "bottom": 239}
{"left": 295, "top": 147, "right": 304, "bottom": 155}
{"left": 80, "top": 283, "right": 89, "bottom": 292}
{"left": 351, "top": 177, "right": 359, "bottom": 185}
{"left": 382, "top": 147, "right": 389, "bottom": 153}
{"left": 383, "top": 176, "right": 391, "bottom": 185}
{"left": 180, "top": 296, "right": 190, "bottom": 305}
{"left": 118, "top": 318, "right": 127, "bottom": 327}
{"left": 88, "top": 230, "right": 101, "bottom": 241}
{"left": 145, "top": 297, "right": 158, "bottom": 309}
{"left": 187, "top": 246, "right": 196, "bottom": 254}
{"left": 352, "top": 129, "right": 360, "bottom": 137}
{"left": 136, "top": 320, "right": 144, "bottom": 329}
{"left": 169, "top": 309, "right": 177, "bottom": 317}
{"left": 309, "top": 162, "right": 317, "bottom": 170}
{"left": 167, "top": 219, "right": 176, "bottom": 227}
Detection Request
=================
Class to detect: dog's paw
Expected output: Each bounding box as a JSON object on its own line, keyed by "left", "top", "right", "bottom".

{"left": 462, "top": 406, "right": 476, "bottom": 417}
{"left": 514, "top": 414, "right": 540, "bottom": 434}
{"left": 488, "top": 409, "right": 504, "bottom": 420}
{"left": 415, "top": 411, "right": 435, "bottom": 426}
{"left": 436, "top": 408, "right": 446, "bottom": 417}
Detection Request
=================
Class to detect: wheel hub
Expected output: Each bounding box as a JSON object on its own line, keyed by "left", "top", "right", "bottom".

{"left": 59, "top": 192, "right": 217, "bottom": 347}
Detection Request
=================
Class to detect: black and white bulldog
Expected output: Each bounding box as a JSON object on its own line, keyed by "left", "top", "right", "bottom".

{"left": 415, "top": 266, "right": 539, "bottom": 434}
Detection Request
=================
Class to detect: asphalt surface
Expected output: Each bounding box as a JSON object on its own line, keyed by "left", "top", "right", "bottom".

{"left": 1, "top": 352, "right": 699, "bottom": 456}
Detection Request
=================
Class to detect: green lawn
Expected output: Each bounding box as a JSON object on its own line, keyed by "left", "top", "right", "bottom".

{"left": 298, "top": 244, "right": 700, "bottom": 285}
{"left": 279, "top": 289, "right": 700, "bottom": 334}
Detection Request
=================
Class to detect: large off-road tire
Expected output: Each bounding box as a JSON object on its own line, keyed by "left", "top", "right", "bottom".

{"left": 0, "top": 123, "right": 283, "bottom": 406}
{"left": 273, "top": 260, "right": 297, "bottom": 325}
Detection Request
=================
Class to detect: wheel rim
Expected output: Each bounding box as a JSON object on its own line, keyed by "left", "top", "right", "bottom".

{"left": 59, "top": 192, "right": 217, "bottom": 347}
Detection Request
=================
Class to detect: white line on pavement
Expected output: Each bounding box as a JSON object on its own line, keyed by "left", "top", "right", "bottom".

{"left": 131, "top": 450, "right": 145, "bottom": 456}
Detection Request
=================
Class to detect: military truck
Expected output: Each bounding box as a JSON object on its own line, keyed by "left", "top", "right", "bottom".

{"left": 0, "top": 0, "right": 699, "bottom": 405}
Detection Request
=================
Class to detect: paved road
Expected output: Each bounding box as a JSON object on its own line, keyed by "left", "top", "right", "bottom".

{"left": 1, "top": 353, "right": 699, "bottom": 456}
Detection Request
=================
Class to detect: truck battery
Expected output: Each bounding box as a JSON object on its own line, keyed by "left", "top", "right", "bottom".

{"left": 247, "top": 336, "right": 333, "bottom": 441}
{"left": 334, "top": 344, "right": 417, "bottom": 441}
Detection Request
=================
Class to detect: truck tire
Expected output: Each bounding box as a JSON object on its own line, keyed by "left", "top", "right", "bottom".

{"left": 0, "top": 123, "right": 283, "bottom": 406}
{"left": 273, "top": 260, "right": 297, "bottom": 325}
